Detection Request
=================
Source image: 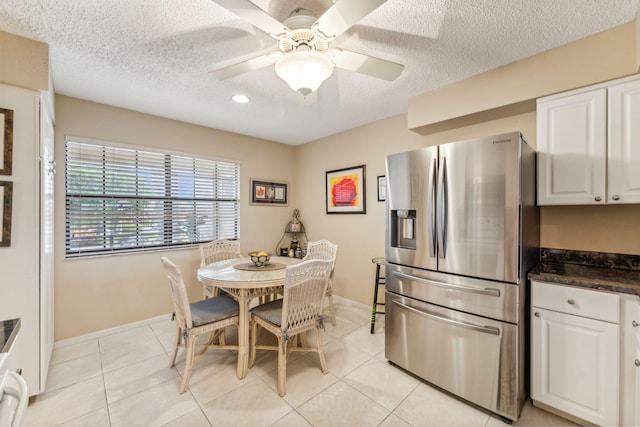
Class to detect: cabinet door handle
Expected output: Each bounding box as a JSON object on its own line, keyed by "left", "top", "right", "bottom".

{"left": 635, "top": 359, "right": 640, "bottom": 367}
{"left": 612, "top": 195, "right": 620, "bottom": 201}
{"left": 633, "top": 320, "right": 639, "bottom": 328}
{"left": 534, "top": 311, "right": 540, "bottom": 317}
{"left": 594, "top": 196, "right": 602, "bottom": 202}
{"left": 567, "top": 299, "right": 575, "bottom": 305}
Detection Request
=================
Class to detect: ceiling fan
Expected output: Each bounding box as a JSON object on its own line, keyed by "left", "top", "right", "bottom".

{"left": 210, "top": 0, "right": 404, "bottom": 96}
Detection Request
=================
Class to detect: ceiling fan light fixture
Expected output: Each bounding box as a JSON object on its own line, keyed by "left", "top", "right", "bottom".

{"left": 275, "top": 50, "right": 334, "bottom": 96}
{"left": 231, "top": 94, "right": 250, "bottom": 104}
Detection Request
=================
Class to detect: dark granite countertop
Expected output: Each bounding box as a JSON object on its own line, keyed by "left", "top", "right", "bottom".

{"left": 0, "top": 318, "right": 21, "bottom": 354}
{"left": 528, "top": 248, "right": 640, "bottom": 297}
{"left": 529, "top": 262, "right": 640, "bottom": 295}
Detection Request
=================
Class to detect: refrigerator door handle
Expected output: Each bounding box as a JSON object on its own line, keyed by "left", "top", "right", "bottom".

{"left": 443, "top": 158, "right": 448, "bottom": 257}
{"left": 392, "top": 271, "right": 501, "bottom": 297}
{"left": 437, "top": 157, "right": 448, "bottom": 258}
{"left": 429, "top": 157, "right": 437, "bottom": 256}
{"left": 392, "top": 300, "right": 501, "bottom": 335}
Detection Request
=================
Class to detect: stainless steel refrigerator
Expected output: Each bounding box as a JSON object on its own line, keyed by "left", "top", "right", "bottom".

{"left": 384, "top": 131, "right": 539, "bottom": 421}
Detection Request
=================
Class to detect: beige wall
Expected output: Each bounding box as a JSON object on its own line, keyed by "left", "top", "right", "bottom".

{"left": 542, "top": 205, "right": 640, "bottom": 254}
{"left": 294, "top": 115, "right": 424, "bottom": 304}
{"left": 0, "top": 30, "right": 49, "bottom": 91}
{"left": 54, "top": 96, "right": 297, "bottom": 340}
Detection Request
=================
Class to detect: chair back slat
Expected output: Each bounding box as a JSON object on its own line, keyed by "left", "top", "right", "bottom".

{"left": 281, "top": 259, "right": 333, "bottom": 336}
{"left": 304, "top": 240, "right": 338, "bottom": 269}
{"left": 161, "top": 257, "right": 193, "bottom": 329}
{"left": 200, "top": 239, "right": 241, "bottom": 267}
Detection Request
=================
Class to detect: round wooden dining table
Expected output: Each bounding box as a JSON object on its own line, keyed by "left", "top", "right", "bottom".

{"left": 197, "top": 256, "right": 301, "bottom": 379}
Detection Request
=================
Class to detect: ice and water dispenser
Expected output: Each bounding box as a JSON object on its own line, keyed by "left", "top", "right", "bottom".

{"left": 389, "top": 209, "right": 417, "bottom": 250}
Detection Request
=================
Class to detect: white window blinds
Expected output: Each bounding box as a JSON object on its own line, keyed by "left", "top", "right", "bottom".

{"left": 65, "top": 140, "right": 240, "bottom": 257}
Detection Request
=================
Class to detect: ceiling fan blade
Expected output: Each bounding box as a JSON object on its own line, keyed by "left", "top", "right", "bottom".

{"left": 346, "top": 25, "right": 434, "bottom": 49}
{"left": 331, "top": 49, "right": 403, "bottom": 81}
{"left": 315, "top": 0, "right": 388, "bottom": 39}
{"left": 211, "top": 51, "right": 281, "bottom": 79}
{"left": 211, "top": 0, "right": 287, "bottom": 36}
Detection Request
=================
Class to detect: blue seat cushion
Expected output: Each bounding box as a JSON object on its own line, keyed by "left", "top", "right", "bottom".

{"left": 251, "top": 299, "right": 283, "bottom": 327}
{"left": 189, "top": 295, "right": 239, "bottom": 327}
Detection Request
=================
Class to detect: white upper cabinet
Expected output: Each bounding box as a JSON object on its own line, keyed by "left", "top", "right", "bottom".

{"left": 537, "top": 74, "right": 640, "bottom": 205}
{"left": 608, "top": 77, "right": 640, "bottom": 204}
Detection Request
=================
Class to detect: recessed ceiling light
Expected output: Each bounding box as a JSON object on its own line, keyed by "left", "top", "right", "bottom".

{"left": 232, "top": 94, "right": 250, "bottom": 104}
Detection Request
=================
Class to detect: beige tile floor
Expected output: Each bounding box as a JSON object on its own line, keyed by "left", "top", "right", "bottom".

{"left": 24, "top": 297, "right": 578, "bottom": 426}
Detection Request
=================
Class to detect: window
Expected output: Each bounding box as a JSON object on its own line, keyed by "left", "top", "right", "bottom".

{"left": 65, "top": 139, "right": 240, "bottom": 258}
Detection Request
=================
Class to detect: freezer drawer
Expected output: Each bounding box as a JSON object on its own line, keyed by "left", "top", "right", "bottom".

{"left": 385, "top": 292, "right": 524, "bottom": 421}
{"left": 386, "top": 263, "right": 520, "bottom": 323}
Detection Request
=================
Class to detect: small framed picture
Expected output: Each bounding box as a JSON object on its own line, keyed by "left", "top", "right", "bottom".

{"left": 377, "top": 175, "right": 386, "bottom": 202}
{"left": 0, "top": 108, "right": 14, "bottom": 176}
{"left": 250, "top": 179, "right": 288, "bottom": 206}
{"left": 0, "top": 181, "right": 12, "bottom": 247}
{"left": 326, "top": 164, "right": 366, "bottom": 214}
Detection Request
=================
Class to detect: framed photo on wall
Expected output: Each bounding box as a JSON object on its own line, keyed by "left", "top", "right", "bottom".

{"left": 250, "top": 179, "right": 288, "bottom": 206}
{"left": 377, "top": 175, "right": 386, "bottom": 202}
{"left": 0, "top": 181, "right": 12, "bottom": 247}
{"left": 326, "top": 164, "right": 366, "bottom": 214}
{"left": 0, "top": 108, "right": 14, "bottom": 176}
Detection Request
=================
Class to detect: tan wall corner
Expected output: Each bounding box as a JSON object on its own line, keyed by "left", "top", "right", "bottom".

{"left": 0, "top": 30, "right": 49, "bottom": 91}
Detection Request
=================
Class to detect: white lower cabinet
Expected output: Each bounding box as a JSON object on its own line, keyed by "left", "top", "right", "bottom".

{"left": 531, "top": 281, "right": 620, "bottom": 426}
{"left": 620, "top": 294, "right": 640, "bottom": 426}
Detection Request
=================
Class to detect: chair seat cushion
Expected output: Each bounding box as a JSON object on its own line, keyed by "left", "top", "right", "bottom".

{"left": 190, "top": 295, "right": 239, "bottom": 327}
{"left": 251, "top": 299, "right": 283, "bottom": 327}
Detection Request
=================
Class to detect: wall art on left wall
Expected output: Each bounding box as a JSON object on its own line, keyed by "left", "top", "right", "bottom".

{"left": 0, "top": 181, "right": 12, "bottom": 247}
{"left": 0, "top": 108, "right": 13, "bottom": 176}
{"left": 250, "top": 179, "right": 288, "bottom": 206}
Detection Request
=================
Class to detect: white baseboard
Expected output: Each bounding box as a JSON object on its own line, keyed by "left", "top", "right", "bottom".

{"left": 54, "top": 296, "right": 366, "bottom": 349}
{"left": 54, "top": 313, "right": 172, "bottom": 349}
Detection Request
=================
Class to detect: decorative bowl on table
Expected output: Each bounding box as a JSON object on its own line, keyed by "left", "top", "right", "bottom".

{"left": 249, "top": 251, "right": 272, "bottom": 267}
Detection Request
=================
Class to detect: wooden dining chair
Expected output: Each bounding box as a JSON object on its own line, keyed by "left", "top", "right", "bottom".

{"left": 304, "top": 240, "right": 339, "bottom": 326}
{"left": 161, "top": 257, "right": 240, "bottom": 393}
{"left": 200, "top": 239, "right": 241, "bottom": 298}
{"left": 248, "top": 259, "right": 334, "bottom": 396}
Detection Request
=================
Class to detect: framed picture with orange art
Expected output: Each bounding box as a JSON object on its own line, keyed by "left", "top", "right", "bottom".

{"left": 250, "top": 179, "right": 288, "bottom": 206}
{"left": 325, "top": 164, "right": 366, "bottom": 214}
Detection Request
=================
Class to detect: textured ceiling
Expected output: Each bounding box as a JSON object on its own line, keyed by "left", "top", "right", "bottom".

{"left": 0, "top": 0, "right": 638, "bottom": 145}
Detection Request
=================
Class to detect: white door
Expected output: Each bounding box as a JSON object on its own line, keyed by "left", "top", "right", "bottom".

{"left": 0, "top": 84, "right": 41, "bottom": 395}
{"left": 531, "top": 308, "right": 619, "bottom": 426}
{"left": 608, "top": 77, "right": 640, "bottom": 204}
{"left": 537, "top": 89, "right": 607, "bottom": 205}
{"left": 38, "top": 100, "right": 55, "bottom": 391}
